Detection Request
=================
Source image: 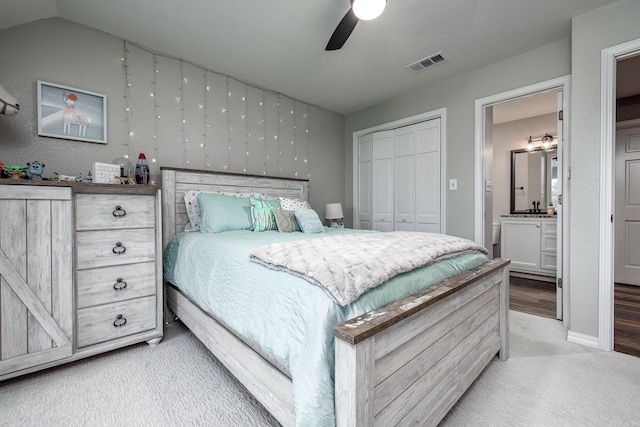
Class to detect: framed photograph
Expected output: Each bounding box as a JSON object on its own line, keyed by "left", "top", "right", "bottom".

{"left": 37, "top": 80, "right": 107, "bottom": 144}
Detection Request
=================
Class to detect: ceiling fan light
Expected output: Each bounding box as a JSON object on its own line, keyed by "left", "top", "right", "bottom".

{"left": 352, "top": 0, "right": 386, "bottom": 20}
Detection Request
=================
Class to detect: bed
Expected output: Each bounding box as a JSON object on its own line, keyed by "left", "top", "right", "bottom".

{"left": 161, "top": 166, "right": 510, "bottom": 427}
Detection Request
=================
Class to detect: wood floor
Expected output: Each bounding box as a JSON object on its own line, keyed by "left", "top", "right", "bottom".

{"left": 510, "top": 277, "right": 640, "bottom": 358}
{"left": 614, "top": 283, "right": 640, "bottom": 358}
{"left": 509, "top": 276, "right": 556, "bottom": 319}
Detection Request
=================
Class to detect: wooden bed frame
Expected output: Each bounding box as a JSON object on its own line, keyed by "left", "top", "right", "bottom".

{"left": 161, "top": 166, "right": 510, "bottom": 426}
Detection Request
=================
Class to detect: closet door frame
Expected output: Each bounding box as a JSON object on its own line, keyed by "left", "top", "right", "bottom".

{"left": 352, "top": 108, "right": 447, "bottom": 233}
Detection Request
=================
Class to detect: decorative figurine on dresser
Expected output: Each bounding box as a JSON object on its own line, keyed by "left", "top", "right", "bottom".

{"left": 26, "top": 161, "right": 45, "bottom": 180}
{"left": 0, "top": 179, "right": 163, "bottom": 381}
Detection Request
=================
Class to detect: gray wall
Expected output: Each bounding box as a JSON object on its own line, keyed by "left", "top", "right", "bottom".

{"left": 0, "top": 18, "right": 345, "bottom": 216}
{"left": 345, "top": 0, "right": 640, "bottom": 342}
{"left": 344, "top": 39, "right": 571, "bottom": 239}
{"left": 570, "top": 0, "right": 640, "bottom": 338}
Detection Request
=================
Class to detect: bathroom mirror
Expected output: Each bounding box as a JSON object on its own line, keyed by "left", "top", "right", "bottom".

{"left": 510, "top": 147, "right": 558, "bottom": 213}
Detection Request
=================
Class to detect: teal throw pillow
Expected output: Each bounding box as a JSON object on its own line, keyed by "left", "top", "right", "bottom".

{"left": 294, "top": 208, "right": 325, "bottom": 234}
{"left": 250, "top": 197, "right": 281, "bottom": 232}
{"left": 197, "top": 193, "right": 253, "bottom": 233}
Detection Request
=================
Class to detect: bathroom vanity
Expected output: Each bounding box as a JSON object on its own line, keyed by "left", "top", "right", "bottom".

{"left": 500, "top": 215, "right": 557, "bottom": 280}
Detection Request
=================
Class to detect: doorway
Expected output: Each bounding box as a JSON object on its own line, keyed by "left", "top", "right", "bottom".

{"left": 599, "top": 38, "right": 640, "bottom": 352}
{"left": 474, "top": 76, "right": 570, "bottom": 325}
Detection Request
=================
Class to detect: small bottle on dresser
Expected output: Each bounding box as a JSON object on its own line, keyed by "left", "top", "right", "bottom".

{"left": 135, "top": 153, "right": 149, "bottom": 185}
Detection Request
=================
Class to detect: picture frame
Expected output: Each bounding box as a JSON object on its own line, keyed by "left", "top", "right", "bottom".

{"left": 37, "top": 80, "right": 107, "bottom": 144}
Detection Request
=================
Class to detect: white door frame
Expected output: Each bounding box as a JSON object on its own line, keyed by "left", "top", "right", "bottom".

{"left": 599, "top": 38, "right": 640, "bottom": 351}
{"left": 474, "top": 75, "right": 571, "bottom": 327}
{"left": 352, "top": 108, "right": 447, "bottom": 233}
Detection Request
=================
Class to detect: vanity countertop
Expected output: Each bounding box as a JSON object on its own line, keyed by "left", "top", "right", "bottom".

{"left": 501, "top": 213, "right": 556, "bottom": 218}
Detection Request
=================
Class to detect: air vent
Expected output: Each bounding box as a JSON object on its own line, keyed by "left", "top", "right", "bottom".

{"left": 405, "top": 52, "right": 448, "bottom": 73}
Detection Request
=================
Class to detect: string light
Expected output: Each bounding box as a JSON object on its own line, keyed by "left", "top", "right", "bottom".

{"left": 121, "top": 42, "right": 314, "bottom": 180}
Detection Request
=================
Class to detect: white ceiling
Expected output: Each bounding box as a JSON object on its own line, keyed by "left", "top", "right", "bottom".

{"left": 0, "top": 0, "right": 620, "bottom": 115}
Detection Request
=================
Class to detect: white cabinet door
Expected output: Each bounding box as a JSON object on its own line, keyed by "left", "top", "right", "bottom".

{"left": 501, "top": 219, "right": 541, "bottom": 272}
{"left": 415, "top": 119, "right": 441, "bottom": 233}
{"left": 372, "top": 130, "right": 394, "bottom": 232}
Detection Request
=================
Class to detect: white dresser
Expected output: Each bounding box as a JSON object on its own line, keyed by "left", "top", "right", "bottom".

{"left": 0, "top": 182, "right": 162, "bottom": 381}
{"left": 500, "top": 215, "right": 557, "bottom": 279}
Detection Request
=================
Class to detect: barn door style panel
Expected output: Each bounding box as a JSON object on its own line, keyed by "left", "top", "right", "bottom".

{"left": 0, "top": 186, "right": 73, "bottom": 376}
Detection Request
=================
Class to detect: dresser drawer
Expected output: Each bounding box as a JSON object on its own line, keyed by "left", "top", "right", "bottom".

{"left": 76, "top": 228, "right": 155, "bottom": 270}
{"left": 76, "top": 262, "right": 156, "bottom": 309}
{"left": 76, "top": 295, "right": 156, "bottom": 348}
{"left": 76, "top": 194, "right": 155, "bottom": 231}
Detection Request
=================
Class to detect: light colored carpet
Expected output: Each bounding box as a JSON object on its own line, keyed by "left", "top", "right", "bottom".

{"left": 1, "top": 311, "right": 639, "bottom": 426}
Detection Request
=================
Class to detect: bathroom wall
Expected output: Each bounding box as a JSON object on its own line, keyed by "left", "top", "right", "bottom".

{"left": 492, "top": 112, "right": 557, "bottom": 223}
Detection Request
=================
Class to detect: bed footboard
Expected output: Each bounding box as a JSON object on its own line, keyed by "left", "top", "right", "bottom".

{"left": 334, "top": 258, "right": 510, "bottom": 426}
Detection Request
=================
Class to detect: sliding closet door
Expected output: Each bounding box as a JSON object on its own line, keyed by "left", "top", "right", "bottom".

{"left": 357, "top": 133, "right": 373, "bottom": 230}
{"left": 372, "top": 130, "right": 394, "bottom": 232}
{"left": 394, "top": 124, "right": 416, "bottom": 231}
{"left": 415, "top": 119, "right": 441, "bottom": 233}
{"left": 355, "top": 117, "right": 441, "bottom": 233}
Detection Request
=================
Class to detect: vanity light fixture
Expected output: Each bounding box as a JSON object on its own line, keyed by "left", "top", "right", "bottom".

{"left": 526, "top": 136, "right": 534, "bottom": 151}
{"left": 525, "top": 134, "right": 556, "bottom": 151}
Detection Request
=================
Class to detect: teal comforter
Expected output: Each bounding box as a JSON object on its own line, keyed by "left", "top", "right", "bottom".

{"left": 164, "top": 228, "right": 488, "bottom": 426}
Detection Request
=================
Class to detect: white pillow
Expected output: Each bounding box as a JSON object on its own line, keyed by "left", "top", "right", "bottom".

{"left": 183, "top": 190, "right": 254, "bottom": 231}
{"left": 279, "top": 196, "right": 309, "bottom": 211}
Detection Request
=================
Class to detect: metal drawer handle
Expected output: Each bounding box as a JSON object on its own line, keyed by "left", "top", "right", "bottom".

{"left": 112, "top": 205, "right": 127, "bottom": 218}
{"left": 113, "top": 278, "right": 128, "bottom": 291}
{"left": 112, "top": 242, "right": 126, "bottom": 255}
{"left": 113, "top": 314, "right": 127, "bottom": 327}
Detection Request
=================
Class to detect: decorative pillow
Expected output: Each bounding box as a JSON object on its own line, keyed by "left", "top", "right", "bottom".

{"left": 294, "top": 208, "right": 325, "bottom": 234}
{"left": 197, "top": 192, "right": 253, "bottom": 233}
{"left": 279, "top": 197, "right": 310, "bottom": 211}
{"left": 250, "top": 197, "right": 281, "bottom": 232}
{"left": 184, "top": 190, "right": 254, "bottom": 232}
{"left": 272, "top": 208, "right": 300, "bottom": 232}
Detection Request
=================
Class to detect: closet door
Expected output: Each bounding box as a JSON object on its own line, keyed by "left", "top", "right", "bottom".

{"left": 394, "top": 124, "right": 416, "bottom": 231}
{"left": 357, "top": 133, "right": 373, "bottom": 230}
{"left": 372, "top": 130, "right": 394, "bottom": 232}
{"left": 415, "top": 119, "right": 441, "bottom": 233}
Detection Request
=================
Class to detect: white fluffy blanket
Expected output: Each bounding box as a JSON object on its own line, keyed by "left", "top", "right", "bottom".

{"left": 249, "top": 231, "right": 487, "bottom": 306}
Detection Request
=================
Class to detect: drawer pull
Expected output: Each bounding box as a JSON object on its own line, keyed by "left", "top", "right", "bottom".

{"left": 112, "top": 242, "right": 127, "bottom": 255}
{"left": 112, "top": 206, "right": 127, "bottom": 218}
{"left": 113, "top": 314, "right": 127, "bottom": 327}
{"left": 113, "top": 278, "right": 128, "bottom": 291}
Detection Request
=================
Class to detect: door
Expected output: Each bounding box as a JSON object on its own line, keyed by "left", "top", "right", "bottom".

{"left": 415, "top": 119, "right": 442, "bottom": 233}
{"left": 372, "top": 130, "right": 394, "bottom": 232}
{"left": 394, "top": 124, "right": 416, "bottom": 231}
{"left": 357, "top": 133, "right": 373, "bottom": 230}
{"left": 555, "top": 91, "right": 564, "bottom": 320}
{"left": 615, "top": 126, "right": 640, "bottom": 285}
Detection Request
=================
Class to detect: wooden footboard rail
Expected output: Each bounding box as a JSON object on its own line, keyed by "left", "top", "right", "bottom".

{"left": 333, "top": 258, "right": 510, "bottom": 427}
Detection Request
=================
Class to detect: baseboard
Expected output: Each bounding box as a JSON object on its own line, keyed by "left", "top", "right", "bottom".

{"left": 567, "top": 330, "right": 599, "bottom": 349}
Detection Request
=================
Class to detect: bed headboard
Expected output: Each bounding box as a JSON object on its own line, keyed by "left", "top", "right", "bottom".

{"left": 161, "top": 167, "right": 309, "bottom": 248}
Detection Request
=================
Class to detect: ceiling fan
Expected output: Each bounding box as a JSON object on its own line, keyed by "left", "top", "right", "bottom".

{"left": 325, "top": 0, "right": 387, "bottom": 51}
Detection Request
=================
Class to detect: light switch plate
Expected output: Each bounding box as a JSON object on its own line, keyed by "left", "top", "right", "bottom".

{"left": 449, "top": 179, "right": 457, "bottom": 191}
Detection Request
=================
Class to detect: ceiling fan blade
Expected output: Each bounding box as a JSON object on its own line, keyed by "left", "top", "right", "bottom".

{"left": 325, "top": 8, "right": 359, "bottom": 51}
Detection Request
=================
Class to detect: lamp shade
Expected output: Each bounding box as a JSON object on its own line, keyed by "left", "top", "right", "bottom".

{"left": 324, "top": 203, "right": 344, "bottom": 220}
